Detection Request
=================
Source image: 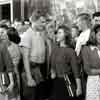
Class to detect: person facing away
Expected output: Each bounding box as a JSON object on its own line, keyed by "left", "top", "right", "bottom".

{"left": 50, "top": 25, "right": 82, "bottom": 100}
{"left": 75, "top": 13, "right": 92, "bottom": 56}
{"left": 81, "top": 24, "right": 100, "bottom": 100}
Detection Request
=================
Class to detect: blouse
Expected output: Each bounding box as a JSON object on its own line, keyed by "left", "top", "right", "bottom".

{"left": 50, "top": 44, "right": 80, "bottom": 78}
{"left": 81, "top": 46, "right": 100, "bottom": 75}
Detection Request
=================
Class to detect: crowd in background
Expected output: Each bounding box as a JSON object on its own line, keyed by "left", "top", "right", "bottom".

{"left": 0, "top": 10, "right": 100, "bottom": 100}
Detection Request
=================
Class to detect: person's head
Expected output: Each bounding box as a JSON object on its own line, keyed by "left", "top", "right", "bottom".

{"left": 56, "top": 15, "right": 64, "bottom": 27}
{"left": 29, "top": 10, "right": 46, "bottom": 31}
{"left": 76, "top": 13, "right": 92, "bottom": 31}
{"left": 0, "top": 24, "right": 8, "bottom": 41}
{"left": 7, "top": 27, "right": 21, "bottom": 44}
{"left": 71, "top": 24, "right": 79, "bottom": 39}
{"left": 56, "top": 25, "right": 71, "bottom": 45}
{"left": 87, "top": 24, "right": 100, "bottom": 46}
{"left": 92, "top": 12, "right": 100, "bottom": 25}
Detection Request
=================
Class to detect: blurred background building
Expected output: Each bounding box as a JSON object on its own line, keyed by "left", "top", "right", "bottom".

{"left": 0, "top": 0, "right": 51, "bottom": 22}
{"left": 0, "top": 0, "right": 100, "bottom": 22}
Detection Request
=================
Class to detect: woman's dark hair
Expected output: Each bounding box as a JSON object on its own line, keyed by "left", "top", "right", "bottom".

{"left": 57, "top": 25, "right": 72, "bottom": 46}
{"left": 87, "top": 24, "right": 100, "bottom": 46}
{"left": 7, "top": 27, "right": 21, "bottom": 44}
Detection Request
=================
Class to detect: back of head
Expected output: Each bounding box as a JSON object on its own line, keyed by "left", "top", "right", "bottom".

{"left": 7, "top": 27, "right": 21, "bottom": 44}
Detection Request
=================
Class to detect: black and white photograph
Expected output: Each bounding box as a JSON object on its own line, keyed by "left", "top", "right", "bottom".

{"left": 0, "top": 0, "right": 99, "bottom": 100}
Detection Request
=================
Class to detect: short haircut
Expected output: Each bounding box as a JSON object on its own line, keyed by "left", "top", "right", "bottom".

{"left": 57, "top": 25, "right": 72, "bottom": 46}
{"left": 77, "top": 13, "right": 91, "bottom": 22}
{"left": 7, "top": 27, "right": 21, "bottom": 44}
{"left": 92, "top": 12, "right": 100, "bottom": 18}
{"left": 93, "top": 24, "right": 100, "bottom": 33}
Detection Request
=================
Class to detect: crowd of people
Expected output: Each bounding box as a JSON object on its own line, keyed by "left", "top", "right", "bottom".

{"left": 0, "top": 10, "right": 100, "bottom": 100}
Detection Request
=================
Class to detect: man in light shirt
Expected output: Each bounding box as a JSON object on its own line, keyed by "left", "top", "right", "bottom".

{"left": 75, "top": 13, "right": 92, "bottom": 56}
{"left": 19, "top": 11, "right": 47, "bottom": 100}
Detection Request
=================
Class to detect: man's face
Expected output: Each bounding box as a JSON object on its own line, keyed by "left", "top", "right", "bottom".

{"left": 96, "top": 29, "right": 100, "bottom": 44}
{"left": 76, "top": 17, "right": 84, "bottom": 31}
{"left": 35, "top": 16, "right": 46, "bottom": 31}
{"left": 93, "top": 16, "right": 100, "bottom": 25}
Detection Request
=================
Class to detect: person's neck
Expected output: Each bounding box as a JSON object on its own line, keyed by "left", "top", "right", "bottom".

{"left": 59, "top": 40, "right": 66, "bottom": 47}
{"left": 82, "top": 27, "right": 89, "bottom": 32}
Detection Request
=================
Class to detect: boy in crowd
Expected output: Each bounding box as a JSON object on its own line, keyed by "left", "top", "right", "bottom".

{"left": 20, "top": 10, "right": 48, "bottom": 100}
{"left": 75, "top": 13, "right": 92, "bottom": 56}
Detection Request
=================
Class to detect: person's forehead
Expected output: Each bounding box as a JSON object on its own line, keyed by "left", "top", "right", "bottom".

{"left": 78, "top": 16, "right": 86, "bottom": 21}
